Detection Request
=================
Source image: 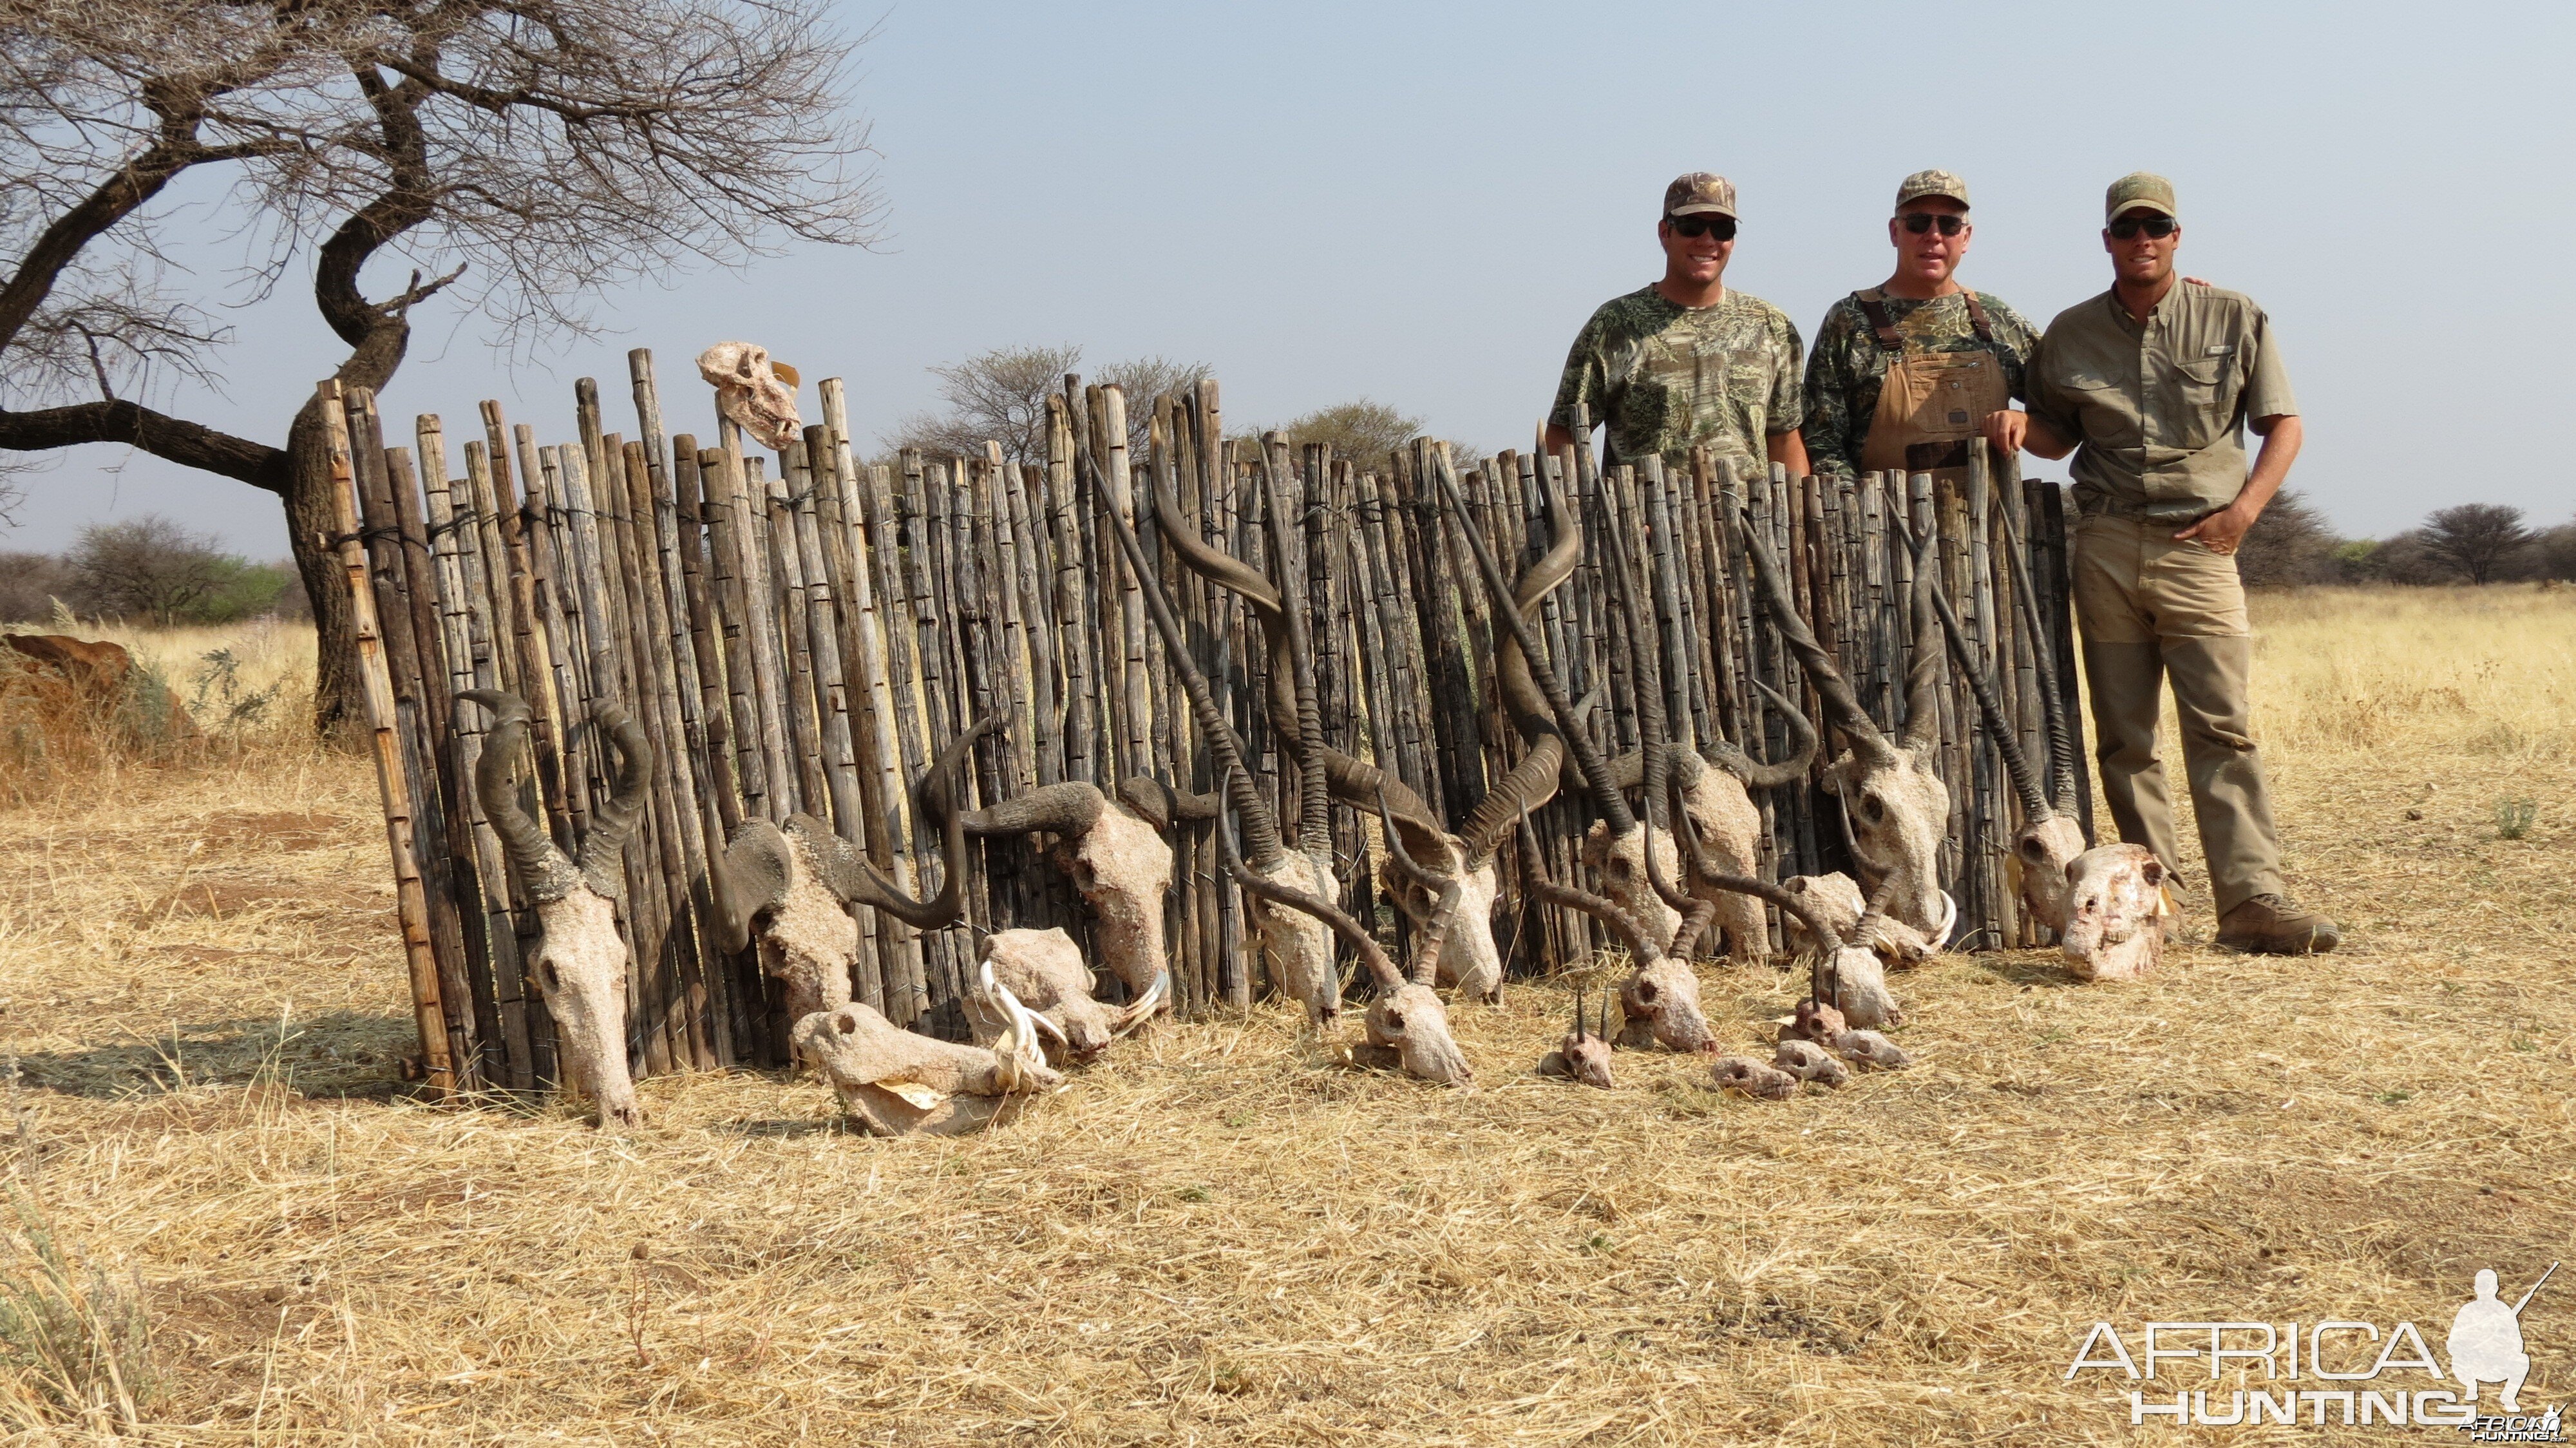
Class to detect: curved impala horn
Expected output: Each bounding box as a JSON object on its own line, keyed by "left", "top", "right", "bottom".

{"left": 1898, "top": 511, "right": 2052, "bottom": 823}
{"left": 1454, "top": 462, "right": 1584, "bottom": 866}
{"left": 1707, "top": 679, "right": 1818, "bottom": 791}
{"left": 1894, "top": 497, "right": 1947, "bottom": 755}
{"left": 1376, "top": 786, "right": 1463, "bottom": 986}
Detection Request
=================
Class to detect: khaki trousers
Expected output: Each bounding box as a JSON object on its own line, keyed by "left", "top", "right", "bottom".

{"left": 2069, "top": 513, "right": 2286, "bottom": 915}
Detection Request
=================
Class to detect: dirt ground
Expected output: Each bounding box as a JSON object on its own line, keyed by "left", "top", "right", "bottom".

{"left": 0, "top": 586, "right": 2568, "bottom": 1445}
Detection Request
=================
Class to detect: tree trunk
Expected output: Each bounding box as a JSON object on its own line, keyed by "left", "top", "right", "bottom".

{"left": 289, "top": 395, "right": 367, "bottom": 738}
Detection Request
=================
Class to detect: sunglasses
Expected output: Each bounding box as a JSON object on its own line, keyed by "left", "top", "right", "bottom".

{"left": 1899, "top": 213, "right": 1965, "bottom": 237}
{"left": 1666, "top": 216, "right": 1736, "bottom": 241}
{"left": 2108, "top": 214, "right": 2177, "bottom": 240}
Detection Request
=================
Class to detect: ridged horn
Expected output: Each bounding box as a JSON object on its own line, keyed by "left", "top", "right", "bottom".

{"left": 575, "top": 704, "right": 653, "bottom": 886}
{"left": 1736, "top": 510, "right": 1894, "bottom": 765}
{"left": 1665, "top": 768, "right": 1860, "bottom": 1009}
{"left": 1991, "top": 491, "right": 2082, "bottom": 815}
{"left": 958, "top": 782, "right": 1107, "bottom": 841}
{"left": 1115, "top": 776, "right": 1218, "bottom": 831}
{"left": 806, "top": 712, "right": 998, "bottom": 929}
{"left": 1454, "top": 463, "right": 1582, "bottom": 867}
{"left": 1900, "top": 512, "right": 2052, "bottom": 823}
{"left": 1895, "top": 497, "right": 1946, "bottom": 754}
{"left": 1515, "top": 813, "right": 1657, "bottom": 965}
{"left": 457, "top": 689, "right": 576, "bottom": 902}
{"left": 1376, "top": 786, "right": 1463, "bottom": 986}
{"left": 1605, "top": 492, "right": 1719, "bottom": 962}
{"left": 1215, "top": 794, "right": 1403, "bottom": 995}
{"left": 1706, "top": 679, "right": 1817, "bottom": 792}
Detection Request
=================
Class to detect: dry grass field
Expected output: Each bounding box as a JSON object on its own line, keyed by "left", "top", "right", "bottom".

{"left": 0, "top": 586, "right": 2568, "bottom": 1444}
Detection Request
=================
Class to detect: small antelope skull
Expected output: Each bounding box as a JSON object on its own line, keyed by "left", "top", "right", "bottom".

{"left": 2060, "top": 844, "right": 2170, "bottom": 982}
{"left": 969, "top": 926, "right": 1162, "bottom": 1065}
{"left": 696, "top": 341, "right": 802, "bottom": 450}
{"left": 1712, "top": 1055, "right": 1799, "bottom": 1101}
{"left": 1537, "top": 986, "right": 1616, "bottom": 1089}
{"left": 459, "top": 689, "right": 650, "bottom": 1129}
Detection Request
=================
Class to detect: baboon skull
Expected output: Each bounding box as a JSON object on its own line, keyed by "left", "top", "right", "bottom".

{"left": 2060, "top": 844, "right": 2169, "bottom": 982}
{"left": 695, "top": 341, "right": 802, "bottom": 450}
{"left": 971, "top": 927, "right": 1160, "bottom": 1066}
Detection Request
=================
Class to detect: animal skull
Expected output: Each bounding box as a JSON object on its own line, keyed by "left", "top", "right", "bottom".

{"left": 1582, "top": 820, "right": 1685, "bottom": 958}
{"left": 792, "top": 966, "right": 1065, "bottom": 1138}
{"left": 970, "top": 927, "right": 1160, "bottom": 1065}
{"left": 1537, "top": 986, "right": 1616, "bottom": 1089}
{"left": 1355, "top": 982, "right": 1473, "bottom": 1085}
{"left": 1782, "top": 873, "right": 1940, "bottom": 969}
{"left": 1711, "top": 1055, "right": 1798, "bottom": 1101}
{"left": 1823, "top": 944, "right": 1905, "bottom": 1030}
{"left": 2060, "top": 844, "right": 2170, "bottom": 982}
{"left": 963, "top": 779, "right": 1174, "bottom": 1014}
{"left": 1255, "top": 850, "right": 1343, "bottom": 1025}
{"left": 1773, "top": 1037, "right": 1850, "bottom": 1087}
{"left": 1833, "top": 1029, "right": 1913, "bottom": 1071}
{"left": 1617, "top": 954, "right": 1718, "bottom": 1055}
{"left": 696, "top": 341, "right": 802, "bottom": 450}
{"left": 459, "top": 690, "right": 649, "bottom": 1129}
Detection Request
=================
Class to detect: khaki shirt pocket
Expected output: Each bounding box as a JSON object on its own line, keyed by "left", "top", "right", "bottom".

{"left": 2164, "top": 348, "right": 2244, "bottom": 451}
{"left": 2060, "top": 371, "right": 2133, "bottom": 449}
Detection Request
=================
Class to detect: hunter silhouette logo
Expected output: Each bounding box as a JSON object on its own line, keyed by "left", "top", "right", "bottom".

{"left": 2067, "top": 1260, "right": 2562, "bottom": 1431}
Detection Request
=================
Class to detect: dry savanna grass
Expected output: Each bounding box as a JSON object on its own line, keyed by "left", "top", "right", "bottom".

{"left": 0, "top": 588, "right": 2568, "bottom": 1444}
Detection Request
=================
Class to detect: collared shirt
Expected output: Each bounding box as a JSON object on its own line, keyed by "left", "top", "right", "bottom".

{"left": 1803, "top": 289, "right": 2039, "bottom": 486}
{"left": 1549, "top": 285, "right": 1803, "bottom": 479}
{"left": 2025, "top": 282, "right": 2297, "bottom": 524}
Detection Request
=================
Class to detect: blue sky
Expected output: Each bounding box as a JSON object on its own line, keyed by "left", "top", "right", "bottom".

{"left": 12, "top": 0, "right": 2571, "bottom": 555}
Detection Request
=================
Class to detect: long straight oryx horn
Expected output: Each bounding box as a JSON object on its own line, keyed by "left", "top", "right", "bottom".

{"left": 457, "top": 689, "right": 579, "bottom": 902}
{"left": 1736, "top": 510, "right": 1896, "bottom": 766}
{"left": 1434, "top": 453, "right": 1634, "bottom": 838}
{"left": 808, "top": 712, "right": 999, "bottom": 929}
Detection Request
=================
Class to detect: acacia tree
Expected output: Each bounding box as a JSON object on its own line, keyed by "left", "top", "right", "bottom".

{"left": 0, "top": 1, "right": 879, "bottom": 732}
{"left": 2421, "top": 503, "right": 2533, "bottom": 585}
{"left": 887, "top": 345, "right": 1212, "bottom": 466}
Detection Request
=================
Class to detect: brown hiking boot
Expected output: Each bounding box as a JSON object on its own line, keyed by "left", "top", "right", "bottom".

{"left": 2215, "top": 894, "right": 2340, "bottom": 955}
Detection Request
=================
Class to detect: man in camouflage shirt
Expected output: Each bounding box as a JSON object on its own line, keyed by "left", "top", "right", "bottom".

{"left": 1545, "top": 173, "right": 1808, "bottom": 482}
{"left": 1803, "top": 169, "right": 2039, "bottom": 487}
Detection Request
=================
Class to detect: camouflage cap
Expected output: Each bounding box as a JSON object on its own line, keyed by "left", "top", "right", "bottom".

{"left": 1663, "top": 172, "right": 1738, "bottom": 220}
{"left": 2105, "top": 171, "right": 2177, "bottom": 222}
{"left": 1894, "top": 169, "right": 1970, "bottom": 211}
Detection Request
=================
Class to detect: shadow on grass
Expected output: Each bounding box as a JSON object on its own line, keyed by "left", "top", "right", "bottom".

{"left": 11, "top": 1008, "right": 415, "bottom": 1101}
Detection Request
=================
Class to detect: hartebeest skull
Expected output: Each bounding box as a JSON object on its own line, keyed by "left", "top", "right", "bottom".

{"left": 695, "top": 341, "right": 802, "bottom": 450}
{"left": 956, "top": 780, "right": 1173, "bottom": 1011}
{"left": 2059, "top": 844, "right": 2170, "bottom": 982}
{"left": 793, "top": 959, "right": 1064, "bottom": 1136}
{"left": 459, "top": 689, "right": 651, "bottom": 1129}
{"left": 1738, "top": 508, "right": 1957, "bottom": 943}
{"left": 967, "top": 927, "right": 1162, "bottom": 1066}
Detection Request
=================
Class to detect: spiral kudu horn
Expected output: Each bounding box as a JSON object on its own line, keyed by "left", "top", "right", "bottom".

{"left": 576, "top": 705, "right": 654, "bottom": 888}
{"left": 1452, "top": 460, "right": 1585, "bottom": 868}
{"left": 1148, "top": 446, "right": 1450, "bottom": 865}
{"left": 806, "top": 712, "right": 1000, "bottom": 929}
{"left": 458, "top": 689, "right": 580, "bottom": 902}
{"left": 1431, "top": 454, "right": 1634, "bottom": 838}
{"left": 1736, "top": 510, "right": 1897, "bottom": 767}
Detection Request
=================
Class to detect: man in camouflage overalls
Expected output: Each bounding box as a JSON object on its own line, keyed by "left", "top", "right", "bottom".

{"left": 1803, "top": 169, "right": 2038, "bottom": 493}
{"left": 1987, "top": 173, "right": 2336, "bottom": 955}
{"left": 1546, "top": 173, "right": 1808, "bottom": 482}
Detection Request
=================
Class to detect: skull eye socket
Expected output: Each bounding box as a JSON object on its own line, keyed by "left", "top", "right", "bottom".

{"left": 835, "top": 1011, "right": 858, "bottom": 1034}
{"left": 1634, "top": 980, "right": 1658, "bottom": 1004}
{"left": 536, "top": 959, "right": 561, "bottom": 995}
{"left": 1861, "top": 795, "right": 1888, "bottom": 824}
{"left": 2020, "top": 837, "right": 2049, "bottom": 861}
{"left": 1381, "top": 1010, "right": 1405, "bottom": 1033}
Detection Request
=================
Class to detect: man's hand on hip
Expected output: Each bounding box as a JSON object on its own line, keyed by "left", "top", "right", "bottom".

{"left": 2172, "top": 501, "right": 2256, "bottom": 556}
{"left": 1982, "top": 409, "right": 2027, "bottom": 454}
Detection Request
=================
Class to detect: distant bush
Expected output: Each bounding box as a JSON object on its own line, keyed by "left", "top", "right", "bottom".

{"left": 0, "top": 553, "right": 76, "bottom": 624}
{"left": 21, "top": 515, "right": 304, "bottom": 626}
{"left": 2236, "top": 488, "right": 2338, "bottom": 587}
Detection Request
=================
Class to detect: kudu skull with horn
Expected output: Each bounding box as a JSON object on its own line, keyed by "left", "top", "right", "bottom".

{"left": 458, "top": 689, "right": 653, "bottom": 1129}
{"left": 1152, "top": 434, "right": 1530, "bottom": 1004}
{"left": 1736, "top": 500, "right": 1958, "bottom": 946}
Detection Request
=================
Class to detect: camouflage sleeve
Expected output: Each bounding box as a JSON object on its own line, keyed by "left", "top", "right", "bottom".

{"left": 1549, "top": 308, "right": 1612, "bottom": 436}
{"left": 1980, "top": 294, "right": 2043, "bottom": 404}
{"left": 1766, "top": 309, "right": 1805, "bottom": 435}
{"left": 1802, "top": 303, "right": 1864, "bottom": 484}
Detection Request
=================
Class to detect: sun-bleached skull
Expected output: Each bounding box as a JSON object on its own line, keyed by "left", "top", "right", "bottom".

{"left": 524, "top": 887, "right": 641, "bottom": 1128}
{"left": 1823, "top": 944, "right": 1905, "bottom": 1029}
{"left": 969, "top": 927, "right": 1160, "bottom": 1066}
{"left": 1781, "top": 872, "right": 1940, "bottom": 970}
{"left": 1428, "top": 850, "right": 1504, "bottom": 1003}
{"left": 1617, "top": 955, "right": 1718, "bottom": 1055}
{"left": 1779, "top": 998, "right": 1848, "bottom": 1049}
{"left": 1712, "top": 1055, "right": 1797, "bottom": 1101}
{"left": 1583, "top": 820, "right": 1685, "bottom": 958}
{"left": 1048, "top": 801, "right": 1174, "bottom": 1004}
{"left": 1773, "top": 1037, "right": 1850, "bottom": 1087}
{"left": 1255, "top": 850, "right": 1342, "bottom": 1025}
{"left": 1350, "top": 981, "right": 1473, "bottom": 1085}
{"left": 2014, "top": 815, "right": 2091, "bottom": 934}
{"left": 696, "top": 341, "right": 802, "bottom": 450}
{"left": 1537, "top": 987, "right": 1615, "bottom": 1089}
{"left": 1833, "top": 1029, "right": 1913, "bottom": 1071}
{"left": 2060, "top": 844, "right": 2170, "bottom": 982}
{"left": 793, "top": 998, "right": 1063, "bottom": 1137}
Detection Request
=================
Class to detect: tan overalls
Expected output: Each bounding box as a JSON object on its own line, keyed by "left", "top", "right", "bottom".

{"left": 1853, "top": 290, "right": 2011, "bottom": 488}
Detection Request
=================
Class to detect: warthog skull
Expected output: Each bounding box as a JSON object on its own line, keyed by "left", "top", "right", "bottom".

{"left": 696, "top": 341, "right": 802, "bottom": 450}
{"left": 793, "top": 960, "right": 1063, "bottom": 1136}
{"left": 459, "top": 690, "right": 651, "bottom": 1129}
{"left": 971, "top": 926, "right": 1161, "bottom": 1065}
{"left": 2060, "top": 844, "right": 2169, "bottom": 981}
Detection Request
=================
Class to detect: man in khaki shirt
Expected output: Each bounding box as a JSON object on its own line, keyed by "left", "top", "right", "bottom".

{"left": 1987, "top": 173, "right": 2336, "bottom": 954}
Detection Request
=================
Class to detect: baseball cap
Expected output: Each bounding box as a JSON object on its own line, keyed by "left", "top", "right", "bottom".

{"left": 1895, "top": 169, "right": 1970, "bottom": 211}
{"left": 1663, "top": 172, "right": 1738, "bottom": 220}
{"left": 2105, "top": 172, "right": 2177, "bottom": 222}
